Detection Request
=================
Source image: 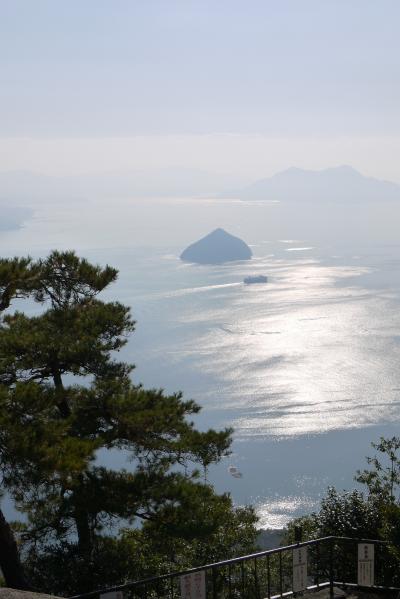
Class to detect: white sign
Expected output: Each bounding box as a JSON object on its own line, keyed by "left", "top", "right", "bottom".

{"left": 293, "top": 546, "right": 308, "bottom": 592}
{"left": 358, "top": 543, "right": 374, "bottom": 586}
{"left": 100, "top": 592, "right": 123, "bottom": 599}
{"left": 180, "top": 570, "right": 206, "bottom": 599}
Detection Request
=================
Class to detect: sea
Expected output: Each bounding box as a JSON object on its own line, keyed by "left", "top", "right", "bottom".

{"left": 2, "top": 195, "right": 400, "bottom": 529}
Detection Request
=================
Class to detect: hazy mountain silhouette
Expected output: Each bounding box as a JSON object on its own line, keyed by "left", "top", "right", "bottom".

{"left": 2, "top": 165, "right": 398, "bottom": 210}
{"left": 180, "top": 228, "right": 252, "bottom": 264}
{"left": 0, "top": 168, "right": 247, "bottom": 204}
{"left": 225, "top": 166, "right": 400, "bottom": 203}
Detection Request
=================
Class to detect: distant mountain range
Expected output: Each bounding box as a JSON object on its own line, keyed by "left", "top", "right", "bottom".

{"left": 225, "top": 166, "right": 400, "bottom": 203}
{"left": 0, "top": 168, "right": 247, "bottom": 204}
{"left": 1, "top": 166, "right": 399, "bottom": 218}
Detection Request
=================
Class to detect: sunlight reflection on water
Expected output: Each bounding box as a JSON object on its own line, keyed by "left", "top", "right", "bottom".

{"left": 4, "top": 198, "right": 400, "bottom": 528}
{"left": 152, "top": 256, "right": 400, "bottom": 439}
{"left": 115, "top": 244, "right": 400, "bottom": 527}
{"left": 256, "top": 495, "right": 319, "bottom": 529}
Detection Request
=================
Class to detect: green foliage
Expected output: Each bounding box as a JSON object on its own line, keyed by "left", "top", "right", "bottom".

{"left": 286, "top": 438, "right": 400, "bottom": 546}
{"left": 21, "top": 534, "right": 163, "bottom": 597}
{"left": 20, "top": 502, "right": 258, "bottom": 598}
{"left": 33, "top": 250, "right": 118, "bottom": 308}
{"left": 356, "top": 436, "right": 400, "bottom": 502}
{"left": 0, "top": 256, "right": 41, "bottom": 312}
{"left": 0, "top": 250, "right": 256, "bottom": 595}
{"left": 0, "top": 382, "right": 96, "bottom": 489}
{"left": 287, "top": 487, "right": 381, "bottom": 541}
{"left": 140, "top": 496, "right": 258, "bottom": 564}
{"left": 284, "top": 438, "right": 400, "bottom": 587}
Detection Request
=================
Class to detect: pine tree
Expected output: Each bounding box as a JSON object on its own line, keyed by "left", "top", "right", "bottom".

{"left": 0, "top": 256, "right": 45, "bottom": 589}
{"left": 0, "top": 251, "right": 242, "bottom": 594}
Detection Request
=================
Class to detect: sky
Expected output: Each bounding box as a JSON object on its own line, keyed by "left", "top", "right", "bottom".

{"left": 1, "top": 0, "right": 400, "bottom": 181}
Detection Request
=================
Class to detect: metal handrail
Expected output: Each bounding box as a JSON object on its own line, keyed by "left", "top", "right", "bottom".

{"left": 69, "top": 535, "right": 391, "bottom": 599}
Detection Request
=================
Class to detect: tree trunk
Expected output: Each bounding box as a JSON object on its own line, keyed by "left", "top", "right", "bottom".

{"left": 73, "top": 475, "right": 92, "bottom": 557}
{"left": 52, "top": 368, "right": 70, "bottom": 418}
{"left": 74, "top": 505, "right": 92, "bottom": 555}
{"left": 0, "top": 506, "right": 31, "bottom": 590}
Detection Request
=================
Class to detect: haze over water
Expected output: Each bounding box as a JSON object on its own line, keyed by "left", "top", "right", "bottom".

{"left": 3, "top": 195, "right": 400, "bottom": 528}
{"left": 1, "top": 0, "right": 400, "bottom": 540}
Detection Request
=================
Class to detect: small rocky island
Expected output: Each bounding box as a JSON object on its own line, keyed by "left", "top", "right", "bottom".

{"left": 180, "top": 228, "right": 252, "bottom": 264}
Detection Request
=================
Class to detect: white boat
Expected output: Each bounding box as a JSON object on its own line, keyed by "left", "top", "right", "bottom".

{"left": 243, "top": 275, "right": 268, "bottom": 284}
{"left": 228, "top": 466, "right": 243, "bottom": 478}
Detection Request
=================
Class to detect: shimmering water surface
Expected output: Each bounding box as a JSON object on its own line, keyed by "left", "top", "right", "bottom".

{"left": 3, "top": 197, "right": 400, "bottom": 527}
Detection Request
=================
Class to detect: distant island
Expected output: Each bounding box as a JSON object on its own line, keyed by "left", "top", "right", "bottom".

{"left": 225, "top": 165, "right": 400, "bottom": 203}
{"left": 180, "top": 228, "right": 252, "bottom": 264}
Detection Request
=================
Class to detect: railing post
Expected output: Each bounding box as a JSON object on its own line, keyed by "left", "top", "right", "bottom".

{"left": 315, "top": 540, "right": 320, "bottom": 588}
{"left": 254, "top": 557, "right": 260, "bottom": 599}
{"left": 329, "top": 538, "right": 334, "bottom": 599}
{"left": 212, "top": 567, "right": 217, "bottom": 599}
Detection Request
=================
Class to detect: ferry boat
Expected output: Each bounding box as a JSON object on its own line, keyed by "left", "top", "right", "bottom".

{"left": 243, "top": 275, "right": 268, "bottom": 285}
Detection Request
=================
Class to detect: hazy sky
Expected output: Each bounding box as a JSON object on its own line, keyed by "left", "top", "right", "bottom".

{"left": 1, "top": 1, "right": 400, "bottom": 180}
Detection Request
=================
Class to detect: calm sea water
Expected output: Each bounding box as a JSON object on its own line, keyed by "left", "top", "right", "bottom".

{"left": 3, "top": 196, "right": 400, "bottom": 528}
